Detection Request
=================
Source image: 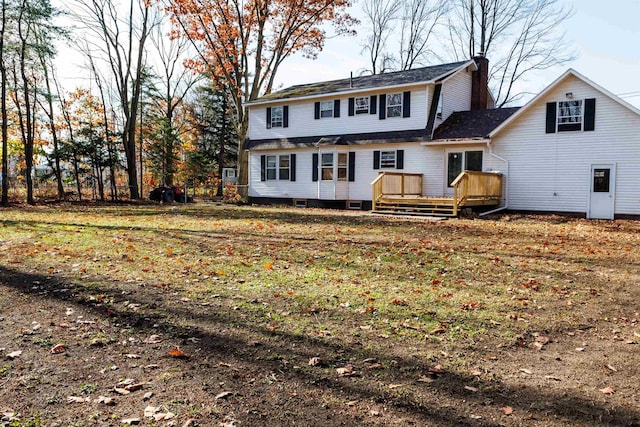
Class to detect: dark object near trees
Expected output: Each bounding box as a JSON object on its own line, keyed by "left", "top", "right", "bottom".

{"left": 149, "top": 185, "right": 193, "bottom": 203}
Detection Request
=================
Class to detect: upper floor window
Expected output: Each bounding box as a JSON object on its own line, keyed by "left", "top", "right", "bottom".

{"left": 355, "top": 97, "right": 369, "bottom": 114}
{"left": 436, "top": 94, "right": 443, "bottom": 119}
{"left": 547, "top": 98, "right": 595, "bottom": 134}
{"left": 320, "top": 101, "right": 334, "bottom": 118}
{"left": 557, "top": 100, "right": 582, "bottom": 132}
{"left": 266, "top": 105, "right": 288, "bottom": 128}
{"left": 271, "top": 106, "right": 284, "bottom": 128}
{"left": 386, "top": 93, "right": 403, "bottom": 118}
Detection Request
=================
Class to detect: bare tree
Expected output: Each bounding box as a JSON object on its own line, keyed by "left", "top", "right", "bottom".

{"left": 145, "top": 21, "right": 201, "bottom": 186}
{"left": 69, "top": 0, "right": 159, "bottom": 199}
{"left": 447, "top": 0, "right": 575, "bottom": 106}
{"left": 360, "top": 0, "right": 400, "bottom": 74}
{"left": 0, "top": 0, "right": 9, "bottom": 204}
{"left": 398, "top": 0, "right": 449, "bottom": 70}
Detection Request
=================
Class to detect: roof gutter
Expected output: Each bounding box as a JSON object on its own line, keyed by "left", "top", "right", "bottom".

{"left": 480, "top": 141, "right": 509, "bottom": 216}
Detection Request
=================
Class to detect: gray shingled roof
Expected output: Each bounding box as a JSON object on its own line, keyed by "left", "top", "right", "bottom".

{"left": 244, "top": 129, "right": 429, "bottom": 150}
{"left": 251, "top": 60, "right": 471, "bottom": 103}
{"left": 431, "top": 108, "right": 520, "bottom": 140}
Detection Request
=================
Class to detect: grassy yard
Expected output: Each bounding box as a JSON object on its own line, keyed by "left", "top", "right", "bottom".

{"left": 0, "top": 203, "right": 639, "bottom": 426}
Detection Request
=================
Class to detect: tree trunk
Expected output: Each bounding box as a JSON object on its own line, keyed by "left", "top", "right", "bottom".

{"left": 0, "top": 0, "right": 8, "bottom": 205}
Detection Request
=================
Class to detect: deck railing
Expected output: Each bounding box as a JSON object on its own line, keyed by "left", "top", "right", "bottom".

{"left": 451, "top": 171, "right": 503, "bottom": 215}
{"left": 372, "top": 172, "right": 423, "bottom": 211}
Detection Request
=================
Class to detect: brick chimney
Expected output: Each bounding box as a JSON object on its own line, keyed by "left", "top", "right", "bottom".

{"left": 471, "top": 54, "right": 489, "bottom": 110}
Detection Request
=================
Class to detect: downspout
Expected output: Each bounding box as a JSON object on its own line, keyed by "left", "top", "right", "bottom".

{"left": 480, "top": 141, "right": 509, "bottom": 216}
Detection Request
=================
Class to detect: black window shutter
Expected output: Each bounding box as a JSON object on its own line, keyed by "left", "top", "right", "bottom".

{"left": 290, "top": 153, "right": 296, "bottom": 181}
{"left": 260, "top": 155, "right": 266, "bottom": 181}
{"left": 396, "top": 150, "right": 404, "bottom": 169}
{"left": 348, "top": 152, "right": 356, "bottom": 182}
{"left": 334, "top": 99, "right": 340, "bottom": 118}
{"left": 312, "top": 153, "right": 319, "bottom": 181}
{"left": 370, "top": 95, "right": 377, "bottom": 114}
{"left": 402, "top": 91, "right": 411, "bottom": 118}
{"left": 314, "top": 102, "right": 320, "bottom": 120}
{"left": 584, "top": 98, "right": 596, "bottom": 131}
{"left": 373, "top": 150, "right": 380, "bottom": 169}
{"left": 379, "top": 95, "right": 386, "bottom": 120}
{"left": 348, "top": 98, "right": 355, "bottom": 116}
{"left": 546, "top": 102, "right": 557, "bottom": 134}
{"left": 266, "top": 108, "right": 272, "bottom": 129}
{"left": 283, "top": 106, "right": 289, "bottom": 128}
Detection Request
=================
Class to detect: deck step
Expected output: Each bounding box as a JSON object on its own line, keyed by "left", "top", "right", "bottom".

{"left": 374, "top": 199, "right": 456, "bottom": 217}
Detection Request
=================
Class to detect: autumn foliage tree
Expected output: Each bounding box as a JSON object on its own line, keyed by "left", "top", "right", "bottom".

{"left": 165, "top": 0, "right": 356, "bottom": 186}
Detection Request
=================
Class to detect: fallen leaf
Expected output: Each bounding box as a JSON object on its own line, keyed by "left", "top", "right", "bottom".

{"left": 215, "top": 391, "right": 234, "bottom": 400}
{"left": 519, "top": 368, "right": 533, "bottom": 375}
{"left": 50, "top": 344, "right": 66, "bottom": 354}
{"left": 469, "top": 414, "right": 482, "bottom": 419}
{"left": 113, "top": 387, "right": 130, "bottom": 395}
{"left": 66, "top": 308, "right": 74, "bottom": 316}
{"left": 367, "top": 363, "right": 384, "bottom": 370}
{"left": 417, "top": 376, "right": 433, "bottom": 383}
{"left": 143, "top": 391, "right": 154, "bottom": 401}
{"left": 121, "top": 418, "right": 141, "bottom": 425}
{"left": 6, "top": 350, "right": 22, "bottom": 359}
{"left": 308, "top": 357, "right": 322, "bottom": 367}
{"left": 575, "top": 347, "right": 585, "bottom": 352}
{"left": 545, "top": 375, "right": 561, "bottom": 381}
{"left": 599, "top": 386, "right": 614, "bottom": 395}
{"left": 606, "top": 364, "right": 617, "bottom": 372}
{"left": 500, "top": 406, "right": 513, "bottom": 415}
{"left": 464, "top": 385, "right": 478, "bottom": 392}
{"left": 388, "top": 384, "right": 403, "bottom": 389}
{"left": 125, "top": 353, "right": 140, "bottom": 359}
{"left": 144, "top": 405, "right": 159, "bottom": 418}
{"left": 124, "top": 382, "right": 145, "bottom": 392}
{"left": 143, "top": 335, "right": 162, "bottom": 344}
{"left": 264, "top": 262, "right": 273, "bottom": 270}
{"left": 336, "top": 364, "right": 357, "bottom": 377}
{"left": 154, "top": 412, "right": 175, "bottom": 421}
{"left": 67, "top": 396, "right": 89, "bottom": 404}
{"left": 96, "top": 395, "right": 116, "bottom": 405}
{"left": 168, "top": 347, "right": 190, "bottom": 358}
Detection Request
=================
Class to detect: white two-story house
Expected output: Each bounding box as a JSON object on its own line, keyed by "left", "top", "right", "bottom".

{"left": 245, "top": 56, "right": 640, "bottom": 219}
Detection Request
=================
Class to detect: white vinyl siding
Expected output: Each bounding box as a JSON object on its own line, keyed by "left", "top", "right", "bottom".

{"left": 491, "top": 74, "right": 640, "bottom": 215}
{"left": 248, "top": 84, "right": 429, "bottom": 140}
{"left": 435, "top": 68, "right": 472, "bottom": 127}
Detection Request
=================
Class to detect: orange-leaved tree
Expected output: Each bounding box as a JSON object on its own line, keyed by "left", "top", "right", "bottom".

{"left": 165, "top": 0, "right": 356, "bottom": 186}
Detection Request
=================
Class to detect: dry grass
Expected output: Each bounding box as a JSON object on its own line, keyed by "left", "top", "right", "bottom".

{"left": 1, "top": 203, "right": 639, "bottom": 426}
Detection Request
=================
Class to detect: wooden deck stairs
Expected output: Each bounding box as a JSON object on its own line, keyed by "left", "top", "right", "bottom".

{"left": 371, "top": 171, "right": 502, "bottom": 217}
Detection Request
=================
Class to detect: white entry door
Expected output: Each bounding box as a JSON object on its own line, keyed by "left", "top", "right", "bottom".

{"left": 588, "top": 164, "right": 615, "bottom": 219}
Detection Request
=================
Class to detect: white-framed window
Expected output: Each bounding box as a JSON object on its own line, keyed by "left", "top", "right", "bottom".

{"left": 386, "top": 93, "right": 403, "bottom": 118}
{"left": 380, "top": 151, "right": 396, "bottom": 168}
{"left": 436, "top": 94, "right": 443, "bottom": 119}
{"left": 321, "top": 153, "right": 334, "bottom": 180}
{"left": 271, "top": 106, "right": 283, "bottom": 128}
{"left": 355, "top": 97, "right": 369, "bottom": 114}
{"left": 557, "top": 100, "right": 583, "bottom": 131}
{"left": 279, "top": 155, "right": 290, "bottom": 180}
{"left": 337, "top": 153, "right": 348, "bottom": 181}
{"left": 320, "top": 101, "right": 334, "bottom": 118}
{"left": 266, "top": 155, "right": 277, "bottom": 180}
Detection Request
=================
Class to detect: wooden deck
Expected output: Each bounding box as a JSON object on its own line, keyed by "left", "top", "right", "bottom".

{"left": 372, "top": 171, "right": 502, "bottom": 217}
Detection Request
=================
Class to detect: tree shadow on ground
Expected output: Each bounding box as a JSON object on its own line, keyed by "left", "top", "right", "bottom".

{"left": 1, "top": 265, "right": 638, "bottom": 426}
